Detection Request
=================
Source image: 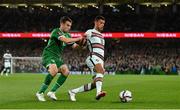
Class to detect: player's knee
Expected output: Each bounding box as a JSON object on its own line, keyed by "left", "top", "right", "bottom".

{"left": 48, "top": 64, "right": 58, "bottom": 76}
{"left": 62, "top": 69, "right": 69, "bottom": 77}
{"left": 96, "top": 68, "right": 105, "bottom": 74}
{"left": 95, "top": 64, "right": 105, "bottom": 74}
{"left": 49, "top": 69, "right": 58, "bottom": 76}
{"left": 102, "top": 69, "right": 105, "bottom": 74}
{"left": 60, "top": 65, "right": 69, "bottom": 77}
{"left": 94, "top": 77, "right": 103, "bottom": 82}
{"left": 93, "top": 73, "right": 104, "bottom": 82}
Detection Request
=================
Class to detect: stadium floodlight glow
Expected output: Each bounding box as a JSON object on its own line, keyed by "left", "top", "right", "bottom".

{"left": 151, "top": 3, "right": 161, "bottom": 8}
{"left": 95, "top": 6, "right": 98, "bottom": 9}
{"left": 92, "top": 5, "right": 95, "bottom": 7}
{"left": 109, "top": 4, "right": 115, "bottom": 9}
{"left": 31, "top": 7, "right": 34, "bottom": 10}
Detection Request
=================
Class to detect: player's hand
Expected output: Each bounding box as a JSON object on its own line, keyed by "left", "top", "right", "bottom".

{"left": 81, "top": 34, "right": 87, "bottom": 46}
{"left": 78, "top": 35, "right": 83, "bottom": 41}
{"left": 76, "top": 35, "right": 86, "bottom": 47}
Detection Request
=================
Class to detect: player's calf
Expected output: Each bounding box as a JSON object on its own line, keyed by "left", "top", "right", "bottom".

{"left": 69, "top": 82, "right": 96, "bottom": 101}
{"left": 70, "top": 82, "right": 96, "bottom": 94}
{"left": 49, "top": 64, "right": 69, "bottom": 95}
{"left": 37, "top": 64, "right": 57, "bottom": 97}
{"left": 94, "top": 63, "right": 106, "bottom": 100}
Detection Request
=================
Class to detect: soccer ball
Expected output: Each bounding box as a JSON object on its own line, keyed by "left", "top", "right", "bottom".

{"left": 119, "top": 90, "right": 132, "bottom": 102}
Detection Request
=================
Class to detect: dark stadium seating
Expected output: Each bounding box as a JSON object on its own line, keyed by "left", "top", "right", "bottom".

{"left": 0, "top": 39, "right": 180, "bottom": 74}
{"left": 0, "top": 5, "right": 180, "bottom": 32}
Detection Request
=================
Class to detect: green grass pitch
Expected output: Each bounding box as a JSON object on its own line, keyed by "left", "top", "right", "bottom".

{"left": 0, "top": 73, "right": 180, "bottom": 109}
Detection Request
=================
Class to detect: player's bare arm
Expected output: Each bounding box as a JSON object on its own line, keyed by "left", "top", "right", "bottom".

{"left": 59, "top": 35, "right": 83, "bottom": 43}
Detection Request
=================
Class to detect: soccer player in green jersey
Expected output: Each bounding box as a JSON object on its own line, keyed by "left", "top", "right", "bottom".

{"left": 36, "top": 16, "right": 83, "bottom": 101}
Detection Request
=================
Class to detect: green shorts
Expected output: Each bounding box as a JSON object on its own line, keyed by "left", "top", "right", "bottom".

{"left": 42, "top": 52, "right": 64, "bottom": 69}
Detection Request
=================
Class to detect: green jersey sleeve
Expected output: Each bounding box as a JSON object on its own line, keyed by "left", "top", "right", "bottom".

{"left": 51, "top": 29, "right": 64, "bottom": 40}
{"left": 65, "top": 33, "right": 76, "bottom": 46}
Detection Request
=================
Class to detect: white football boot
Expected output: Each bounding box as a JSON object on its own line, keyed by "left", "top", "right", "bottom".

{"left": 68, "top": 90, "right": 76, "bottom": 102}
{"left": 36, "top": 92, "right": 46, "bottom": 102}
{"left": 47, "top": 91, "right": 57, "bottom": 101}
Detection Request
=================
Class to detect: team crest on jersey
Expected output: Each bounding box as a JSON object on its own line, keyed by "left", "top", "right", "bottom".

{"left": 51, "top": 59, "right": 55, "bottom": 63}
{"left": 57, "top": 32, "right": 62, "bottom": 36}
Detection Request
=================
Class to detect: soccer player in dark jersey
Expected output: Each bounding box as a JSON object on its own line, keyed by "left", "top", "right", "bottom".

{"left": 36, "top": 16, "right": 83, "bottom": 101}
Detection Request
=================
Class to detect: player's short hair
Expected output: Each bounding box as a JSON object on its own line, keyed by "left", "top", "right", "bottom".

{"left": 60, "top": 16, "right": 72, "bottom": 24}
{"left": 95, "top": 15, "right": 105, "bottom": 21}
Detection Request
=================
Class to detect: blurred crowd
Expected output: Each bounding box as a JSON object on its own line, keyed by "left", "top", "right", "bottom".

{"left": 0, "top": 5, "right": 180, "bottom": 32}
{"left": 0, "top": 4, "right": 180, "bottom": 74}
{"left": 105, "top": 39, "right": 180, "bottom": 74}
{"left": 0, "top": 39, "right": 180, "bottom": 74}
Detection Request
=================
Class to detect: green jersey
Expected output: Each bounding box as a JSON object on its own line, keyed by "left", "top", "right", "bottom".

{"left": 42, "top": 28, "right": 71, "bottom": 68}
{"left": 43, "top": 28, "right": 71, "bottom": 58}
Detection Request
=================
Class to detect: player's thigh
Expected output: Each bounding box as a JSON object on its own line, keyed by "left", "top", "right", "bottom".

{"left": 59, "top": 64, "right": 69, "bottom": 76}
{"left": 85, "top": 56, "right": 95, "bottom": 73}
{"left": 94, "top": 63, "right": 105, "bottom": 74}
{"left": 91, "top": 56, "right": 105, "bottom": 74}
{"left": 42, "top": 57, "right": 58, "bottom": 76}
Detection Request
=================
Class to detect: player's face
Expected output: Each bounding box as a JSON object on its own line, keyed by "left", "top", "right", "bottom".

{"left": 95, "top": 19, "right": 105, "bottom": 32}
{"left": 61, "top": 21, "right": 72, "bottom": 32}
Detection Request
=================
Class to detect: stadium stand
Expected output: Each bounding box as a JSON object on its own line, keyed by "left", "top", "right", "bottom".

{"left": 0, "top": 39, "right": 180, "bottom": 74}
{"left": 0, "top": 2, "right": 180, "bottom": 74}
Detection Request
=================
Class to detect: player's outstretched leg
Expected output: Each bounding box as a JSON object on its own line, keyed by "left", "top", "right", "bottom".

{"left": 94, "top": 73, "right": 106, "bottom": 100}
{"left": 47, "top": 64, "right": 69, "bottom": 101}
{"left": 69, "top": 82, "right": 96, "bottom": 101}
{"left": 36, "top": 64, "right": 57, "bottom": 101}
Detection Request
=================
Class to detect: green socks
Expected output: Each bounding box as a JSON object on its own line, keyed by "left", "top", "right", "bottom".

{"left": 39, "top": 73, "right": 54, "bottom": 93}
{"left": 51, "top": 75, "right": 67, "bottom": 92}
{"left": 38, "top": 74, "right": 68, "bottom": 93}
